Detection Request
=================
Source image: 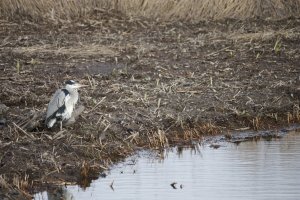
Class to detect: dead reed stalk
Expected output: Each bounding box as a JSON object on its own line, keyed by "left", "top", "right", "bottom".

{"left": 1, "top": 0, "right": 300, "bottom": 21}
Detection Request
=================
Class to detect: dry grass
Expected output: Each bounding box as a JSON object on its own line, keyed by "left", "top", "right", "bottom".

{"left": 0, "top": 0, "right": 111, "bottom": 20}
{"left": 1, "top": 9, "right": 300, "bottom": 198}
{"left": 1, "top": 0, "right": 300, "bottom": 21}
{"left": 12, "top": 44, "right": 118, "bottom": 57}
{"left": 0, "top": 175, "right": 32, "bottom": 199}
{"left": 117, "top": 0, "right": 300, "bottom": 21}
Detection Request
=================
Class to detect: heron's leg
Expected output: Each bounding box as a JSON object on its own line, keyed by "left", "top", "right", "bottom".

{"left": 60, "top": 121, "right": 62, "bottom": 131}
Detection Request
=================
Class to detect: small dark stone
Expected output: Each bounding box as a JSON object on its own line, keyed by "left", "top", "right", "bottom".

{"left": 170, "top": 182, "right": 177, "bottom": 189}
{"left": 127, "top": 128, "right": 134, "bottom": 133}
{"left": 209, "top": 144, "right": 221, "bottom": 149}
{"left": 99, "top": 173, "right": 107, "bottom": 178}
{"left": 0, "top": 118, "right": 7, "bottom": 128}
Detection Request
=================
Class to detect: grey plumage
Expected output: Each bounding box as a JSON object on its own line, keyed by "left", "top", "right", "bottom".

{"left": 45, "top": 80, "right": 85, "bottom": 129}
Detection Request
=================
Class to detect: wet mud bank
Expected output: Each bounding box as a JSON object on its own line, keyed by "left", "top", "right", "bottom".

{"left": 0, "top": 15, "right": 300, "bottom": 199}
{"left": 204, "top": 125, "right": 300, "bottom": 147}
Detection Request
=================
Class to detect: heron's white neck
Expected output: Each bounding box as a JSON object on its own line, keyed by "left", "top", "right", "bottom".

{"left": 65, "top": 85, "right": 78, "bottom": 94}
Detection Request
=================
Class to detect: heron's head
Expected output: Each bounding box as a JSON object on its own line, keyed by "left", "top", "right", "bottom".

{"left": 65, "top": 80, "right": 86, "bottom": 90}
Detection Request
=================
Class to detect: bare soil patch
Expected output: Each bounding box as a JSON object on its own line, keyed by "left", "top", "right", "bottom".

{"left": 0, "top": 14, "right": 300, "bottom": 199}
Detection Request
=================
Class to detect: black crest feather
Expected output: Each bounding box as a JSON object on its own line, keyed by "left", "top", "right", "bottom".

{"left": 65, "top": 80, "right": 76, "bottom": 85}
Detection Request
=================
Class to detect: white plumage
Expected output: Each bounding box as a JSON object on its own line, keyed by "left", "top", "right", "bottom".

{"left": 45, "top": 80, "right": 85, "bottom": 129}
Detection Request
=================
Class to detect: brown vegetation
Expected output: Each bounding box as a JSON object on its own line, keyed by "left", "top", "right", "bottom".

{"left": 1, "top": 0, "right": 300, "bottom": 21}
{"left": 0, "top": 1, "right": 300, "bottom": 199}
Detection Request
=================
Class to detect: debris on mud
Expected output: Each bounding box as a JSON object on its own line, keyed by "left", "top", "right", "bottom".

{"left": 0, "top": 14, "right": 300, "bottom": 198}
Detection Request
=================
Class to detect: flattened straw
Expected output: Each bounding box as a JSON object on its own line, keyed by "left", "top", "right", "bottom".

{"left": 13, "top": 122, "right": 35, "bottom": 140}
{"left": 87, "top": 96, "right": 106, "bottom": 113}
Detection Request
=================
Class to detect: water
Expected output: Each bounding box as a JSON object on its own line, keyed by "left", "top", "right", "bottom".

{"left": 35, "top": 131, "right": 300, "bottom": 200}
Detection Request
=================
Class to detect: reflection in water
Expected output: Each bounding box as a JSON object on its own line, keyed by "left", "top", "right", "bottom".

{"left": 36, "top": 187, "right": 74, "bottom": 200}
{"left": 35, "top": 131, "right": 300, "bottom": 200}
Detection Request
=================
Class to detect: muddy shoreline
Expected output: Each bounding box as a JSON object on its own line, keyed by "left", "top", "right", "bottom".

{"left": 0, "top": 15, "right": 300, "bottom": 199}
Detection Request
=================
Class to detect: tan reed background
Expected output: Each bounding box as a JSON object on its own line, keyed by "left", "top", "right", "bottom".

{"left": 0, "top": 0, "right": 299, "bottom": 21}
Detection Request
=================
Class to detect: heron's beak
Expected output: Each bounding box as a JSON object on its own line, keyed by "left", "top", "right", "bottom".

{"left": 75, "top": 83, "right": 88, "bottom": 88}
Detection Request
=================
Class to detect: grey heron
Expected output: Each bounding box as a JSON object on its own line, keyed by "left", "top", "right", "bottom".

{"left": 45, "top": 80, "right": 86, "bottom": 130}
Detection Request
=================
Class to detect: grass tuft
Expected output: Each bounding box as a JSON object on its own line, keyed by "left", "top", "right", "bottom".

{"left": 1, "top": 0, "right": 300, "bottom": 21}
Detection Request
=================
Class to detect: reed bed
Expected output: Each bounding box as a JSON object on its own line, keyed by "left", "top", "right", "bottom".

{"left": 1, "top": 1, "right": 300, "bottom": 199}
{"left": 1, "top": 0, "right": 300, "bottom": 21}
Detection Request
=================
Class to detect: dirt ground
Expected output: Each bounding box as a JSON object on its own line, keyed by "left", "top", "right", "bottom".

{"left": 0, "top": 12, "right": 300, "bottom": 198}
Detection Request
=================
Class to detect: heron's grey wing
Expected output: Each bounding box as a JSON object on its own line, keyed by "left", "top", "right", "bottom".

{"left": 46, "top": 89, "right": 66, "bottom": 119}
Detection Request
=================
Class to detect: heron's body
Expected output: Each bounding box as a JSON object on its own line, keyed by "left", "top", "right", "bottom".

{"left": 45, "top": 80, "right": 84, "bottom": 129}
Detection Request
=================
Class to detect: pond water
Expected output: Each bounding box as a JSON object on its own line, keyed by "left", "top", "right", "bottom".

{"left": 34, "top": 130, "right": 300, "bottom": 200}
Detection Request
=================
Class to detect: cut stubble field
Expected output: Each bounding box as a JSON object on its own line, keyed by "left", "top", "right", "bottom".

{"left": 0, "top": 12, "right": 300, "bottom": 198}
